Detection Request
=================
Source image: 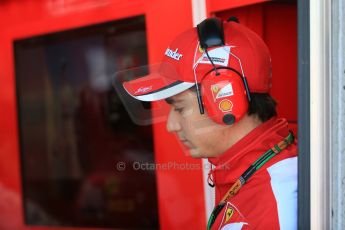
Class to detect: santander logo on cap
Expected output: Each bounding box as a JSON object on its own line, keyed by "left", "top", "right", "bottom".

{"left": 165, "top": 47, "right": 183, "bottom": 61}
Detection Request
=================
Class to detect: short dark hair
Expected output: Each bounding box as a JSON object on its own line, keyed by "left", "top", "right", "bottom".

{"left": 248, "top": 93, "right": 277, "bottom": 122}
{"left": 188, "top": 86, "right": 277, "bottom": 122}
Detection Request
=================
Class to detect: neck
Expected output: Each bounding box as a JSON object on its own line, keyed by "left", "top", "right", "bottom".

{"left": 216, "top": 115, "right": 262, "bottom": 157}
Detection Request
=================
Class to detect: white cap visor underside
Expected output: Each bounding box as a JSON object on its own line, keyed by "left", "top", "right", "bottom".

{"left": 124, "top": 82, "right": 195, "bottom": 102}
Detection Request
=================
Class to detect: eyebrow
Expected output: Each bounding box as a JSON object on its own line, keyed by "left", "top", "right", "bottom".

{"left": 165, "top": 98, "right": 184, "bottom": 105}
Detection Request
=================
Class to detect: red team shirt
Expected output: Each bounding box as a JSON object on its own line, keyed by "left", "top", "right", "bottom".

{"left": 208, "top": 117, "right": 298, "bottom": 230}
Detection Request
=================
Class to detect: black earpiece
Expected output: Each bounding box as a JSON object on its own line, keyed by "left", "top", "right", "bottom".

{"left": 197, "top": 18, "right": 224, "bottom": 49}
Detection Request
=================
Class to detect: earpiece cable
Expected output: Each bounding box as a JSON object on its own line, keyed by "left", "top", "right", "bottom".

{"left": 204, "top": 49, "right": 220, "bottom": 76}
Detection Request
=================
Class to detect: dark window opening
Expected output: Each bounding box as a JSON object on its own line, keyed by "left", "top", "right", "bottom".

{"left": 15, "top": 15, "right": 159, "bottom": 229}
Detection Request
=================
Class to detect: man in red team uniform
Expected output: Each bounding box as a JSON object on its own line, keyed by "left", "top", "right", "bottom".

{"left": 120, "top": 17, "right": 297, "bottom": 229}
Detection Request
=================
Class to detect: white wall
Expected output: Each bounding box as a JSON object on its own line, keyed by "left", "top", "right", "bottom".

{"left": 331, "top": 0, "right": 345, "bottom": 228}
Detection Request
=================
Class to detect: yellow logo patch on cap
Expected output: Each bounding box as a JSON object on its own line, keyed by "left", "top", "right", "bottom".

{"left": 212, "top": 85, "right": 220, "bottom": 94}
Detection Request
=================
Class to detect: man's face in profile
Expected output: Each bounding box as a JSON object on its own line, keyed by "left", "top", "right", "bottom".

{"left": 165, "top": 90, "right": 231, "bottom": 158}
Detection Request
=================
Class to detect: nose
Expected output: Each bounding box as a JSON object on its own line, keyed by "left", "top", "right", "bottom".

{"left": 166, "top": 108, "right": 182, "bottom": 133}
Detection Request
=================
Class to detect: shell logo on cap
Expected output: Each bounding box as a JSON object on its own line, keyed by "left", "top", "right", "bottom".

{"left": 219, "top": 99, "right": 233, "bottom": 112}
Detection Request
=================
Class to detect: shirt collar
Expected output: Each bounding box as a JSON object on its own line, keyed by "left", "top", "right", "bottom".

{"left": 207, "top": 117, "right": 291, "bottom": 187}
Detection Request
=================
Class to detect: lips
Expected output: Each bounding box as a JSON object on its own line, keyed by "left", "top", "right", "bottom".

{"left": 177, "top": 133, "right": 194, "bottom": 149}
{"left": 180, "top": 139, "right": 193, "bottom": 149}
{"left": 179, "top": 138, "right": 188, "bottom": 143}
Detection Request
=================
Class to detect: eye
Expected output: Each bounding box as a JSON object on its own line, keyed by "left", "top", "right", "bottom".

{"left": 174, "top": 107, "right": 184, "bottom": 113}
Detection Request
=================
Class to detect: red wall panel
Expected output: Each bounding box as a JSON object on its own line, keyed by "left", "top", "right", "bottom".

{"left": 0, "top": 1, "right": 206, "bottom": 229}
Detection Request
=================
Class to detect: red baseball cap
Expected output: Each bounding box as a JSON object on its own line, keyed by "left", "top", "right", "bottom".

{"left": 122, "top": 19, "right": 272, "bottom": 101}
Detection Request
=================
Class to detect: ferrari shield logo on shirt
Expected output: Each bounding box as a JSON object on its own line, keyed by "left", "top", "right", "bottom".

{"left": 211, "top": 82, "right": 234, "bottom": 101}
{"left": 219, "top": 202, "right": 248, "bottom": 228}
{"left": 225, "top": 207, "right": 234, "bottom": 223}
{"left": 197, "top": 46, "right": 231, "bottom": 66}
